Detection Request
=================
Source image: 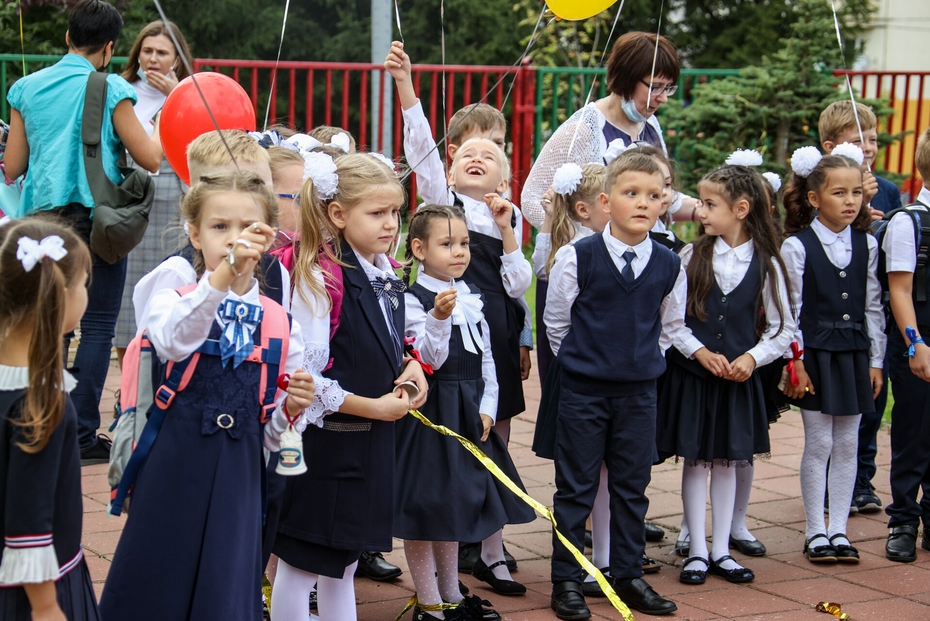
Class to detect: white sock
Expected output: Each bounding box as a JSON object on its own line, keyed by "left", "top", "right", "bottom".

{"left": 480, "top": 529, "right": 512, "bottom": 581}
{"left": 405, "top": 540, "right": 443, "bottom": 619}
{"left": 827, "top": 414, "right": 862, "bottom": 542}
{"left": 587, "top": 462, "right": 610, "bottom": 579}
{"left": 800, "top": 409, "right": 832, "bottom": 541}
{"left": 709, "top": 466, "right": 742, "bottom": 571}
{"left": 271, "top": 559, "right": 318, "bottom": 621}
{"left": 317, "top": 561, "right": 358, "bottom": 621}
{"left": 434, "top": 541, "right": 464, "bottom": 604}
{"left": 730, "top": 464, "right": 755, "bottom": 541}
{"left": 681, "top": 464, "right": 709, "bottom": 570}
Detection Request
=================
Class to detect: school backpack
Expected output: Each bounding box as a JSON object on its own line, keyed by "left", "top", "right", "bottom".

{"left": 874, "top": 202, "right": 930, "bottom": 314}
{"left": 107, "top": 285, "right": 291, "bottom": 516}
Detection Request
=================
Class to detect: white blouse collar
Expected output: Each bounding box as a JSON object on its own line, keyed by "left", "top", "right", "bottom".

{"left": 0, "top": 365, "right": 77, "bottom": 393}
{"left": 714, "top": 236, "right": 755, "bottom": 261}
{"left": 352, "top": 249, "right": 395, "bottom": 282}
{"left": 415, "top": 272, "right": 475, "bottom": 296}
{"left": 811, "top": 217, "right": 850, "bottom": 245}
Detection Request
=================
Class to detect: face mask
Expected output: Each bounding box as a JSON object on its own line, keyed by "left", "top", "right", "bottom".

{"left": 136, "top": 68, "right": 148, "bottom": 83}
{"left": 621, "top": 98, "right": 648, "bottom": 124}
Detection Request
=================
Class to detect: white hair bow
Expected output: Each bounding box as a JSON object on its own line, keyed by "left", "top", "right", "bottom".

{"left": 302, "top": 152, "right": 339, "bottom": 200}
{"left": 790, "top": 146, "right": 824, "bottom": 179}
{"left": 604, "top": 139, "right": 638, "bottom": 165}
{"left": 16, "top": 235, "right": 68, "bottom": 272}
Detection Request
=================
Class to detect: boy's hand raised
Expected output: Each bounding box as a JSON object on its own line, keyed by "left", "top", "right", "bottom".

{"left": 385, "top": 41, "right": 418, "bottom": 111}
{"left": 862, "top": 169, "right": 879, "bottom": 207}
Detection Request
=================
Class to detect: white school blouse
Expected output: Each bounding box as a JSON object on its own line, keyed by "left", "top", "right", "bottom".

{"left": 673, "top": 238, "right": 796, "bottom": 366}
{"left": 883, "top": 185, "right": 930, "bottom": 274}
{"left": 780, "top": 218, "right": 886, "bottom": 367}
{"left": 531, "top": 223, "right": 595, "bottom": 281}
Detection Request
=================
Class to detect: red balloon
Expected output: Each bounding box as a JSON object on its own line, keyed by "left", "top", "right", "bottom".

{"left": 160, "top": 72, "right": 256, "bottom": 185}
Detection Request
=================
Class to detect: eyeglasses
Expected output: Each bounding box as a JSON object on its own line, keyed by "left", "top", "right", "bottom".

{"left": 277, "top": 193, "right": 300, "bottom": 204}
{"left": 640, "top": 80, "right": 679, "bottom": 97}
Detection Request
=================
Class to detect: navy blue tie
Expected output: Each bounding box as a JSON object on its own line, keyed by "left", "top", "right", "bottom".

{"left": 621, "top": 249, "right": 637, "bottom": 282}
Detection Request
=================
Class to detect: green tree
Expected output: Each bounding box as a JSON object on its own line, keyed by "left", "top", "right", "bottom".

{"left": 661, "top": 0, "right": 883, "bottom": 196}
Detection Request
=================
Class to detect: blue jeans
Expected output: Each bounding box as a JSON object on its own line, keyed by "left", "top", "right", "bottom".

{"left": 53, "top": 204, "right": 128, "bottom": 450}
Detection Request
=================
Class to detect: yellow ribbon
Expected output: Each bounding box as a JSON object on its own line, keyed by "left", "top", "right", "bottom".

{"left": 817, "top": 602, "right": 851, "bottom": 620}
{"left": 394, "top": 595, "right": 462, "bottom": 621}
{"left": 406, "top": 409, "right": 635, "bottom": 621}
{"left": 18, "top": 1, "right": 26, "bottom": 75}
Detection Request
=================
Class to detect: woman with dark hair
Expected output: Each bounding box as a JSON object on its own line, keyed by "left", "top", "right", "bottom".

{"left": 522, "top": 31, "right": 690, "bottom": 230}
{"left": 114, "top": 21, "right": 193, "bottom": 362}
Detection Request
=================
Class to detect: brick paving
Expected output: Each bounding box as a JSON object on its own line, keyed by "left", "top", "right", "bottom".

{"left": 81, "top": 356, "right": 930, "bottom": 620}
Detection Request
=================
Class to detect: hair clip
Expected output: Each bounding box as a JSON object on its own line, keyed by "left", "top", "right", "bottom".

{"left": 367, "top": 152, "right": 396, "bottom": 171}
{"left": 301, "top": 152, "right": 339, "bottom": 200}
{"left": 790, "top": 146, "right": 824, "bottom": 178}
{"left": 16, "top": 235, "right": 67, "bottom": 272}
{"left": 725, "top": 149, "right": 764, "bottom": 167}
{"left": 832, "top": 142, "right": 865, "bottom": 166}
{"left": 552, "top": 163, "right": 584, "bottom": 196}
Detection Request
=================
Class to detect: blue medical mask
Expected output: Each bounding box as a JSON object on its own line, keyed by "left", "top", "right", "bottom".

{"left": 621, "top": 98, "right": 648, "bottom": 123}
{"left": 136, "top": 68, "right": 148, "bottom": 83}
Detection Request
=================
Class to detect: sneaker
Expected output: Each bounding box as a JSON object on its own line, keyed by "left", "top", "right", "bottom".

{"left": 80, "top": 434, "right": 112, "bottom": 466}
{"left": 852, "top": 482, "right": 882, "bottom": 513}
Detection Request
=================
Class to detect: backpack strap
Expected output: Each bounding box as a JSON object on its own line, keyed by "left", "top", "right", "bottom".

{"left": 910, "top": 205, "right": 930, "bottom": 302}
{"left": 81, "top": 72, "right": 120, "bottom": 209}
{"left": 253, "top": 295, "right": 291, "bottom": 422}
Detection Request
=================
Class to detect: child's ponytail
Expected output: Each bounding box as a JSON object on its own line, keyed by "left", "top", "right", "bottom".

{"left": 292, "top": 175, "right": 338, "bottom": 314}
{"left": 546, "top": 163, "right": 606, "bottom": 274}
{"left": 0, "top": 218, "right": 91, "bottom": 453}
{"left": 782, "top": 173, "right": 813, "bottom": 236}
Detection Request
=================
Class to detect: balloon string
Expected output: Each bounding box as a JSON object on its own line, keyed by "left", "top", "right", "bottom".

{"left": 440, "top": 0, "right": 448, "bottom": 138}
{"left": 400, "top": 10, "right": 552, "bottom": 184}
{"left": 645, "top": 0, "right": 665, "bottom": 112}
{"left": 564, "top": 0, "right": 626, "bottom": 161}
{"left": 264, "top": 0, "right": 292, "bottom": 131}
{"left": 394, "top": 0, "right": 405, "bottom": 43}
{"left": 18, "top": 1, "right": 26, "bottom": 75}
{"left": 830, "top": 0, "right": 864, "bottom": 145}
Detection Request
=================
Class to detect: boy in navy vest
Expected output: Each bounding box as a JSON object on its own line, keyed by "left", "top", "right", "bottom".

{"left": 545, "top": 151, "right": 686, "bottom": 618}
{"left": 883, "top": 126, "right": 930, "bottom": 563}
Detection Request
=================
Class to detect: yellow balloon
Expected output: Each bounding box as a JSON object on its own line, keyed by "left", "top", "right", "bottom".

{"left": 548, "top": 0, "right": 618, "bottom": 21}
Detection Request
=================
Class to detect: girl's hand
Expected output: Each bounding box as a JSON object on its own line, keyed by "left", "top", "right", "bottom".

{"left": 480, "top": 414, "right": 493, "bottom": 442}
{"left": 727, "top": 353, "right": 757, "bottom": 383}
{"left": 384, "top": 42, "right": 412, "bottom": 85}
{"left": 520, "top": 346, "right": 532, "bottom": 380}
{"left": 242, "top": 221, "right": 279, "bottom": 253}
{"left": 374, "top": 391, "right": 411, "bottom": 421}
{"left": 910, "top": 342, "right": 930, "bottom": 382}
{"left": 869, "top": 367, "right": 884, "bottom": 399}
{"left": 396, "top": 361, "right": 429, "bottom": 409}
{"left": 285, "top": 371, "right": 315, "bottom": 417}
{"left": 541, "top": 186, "right": 556, "bottom": 215}
{"left": 694, "top": 348, "right": 732, "bottom": 377}
{"left": 145, "top": 69, "right": 180, "bottom": 97}
{"left": 485, "top": 193, "right": 514, "bottom": 232}
{"left": 432, "top": 288, "right": 457, "bottom": 321}
{"left": 783, "top": 360, "right": 815, "bottom": 399}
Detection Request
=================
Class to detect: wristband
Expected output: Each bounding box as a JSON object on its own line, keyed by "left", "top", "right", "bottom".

{"left": 905, "top": 326, "right": 925, "bottom": 357}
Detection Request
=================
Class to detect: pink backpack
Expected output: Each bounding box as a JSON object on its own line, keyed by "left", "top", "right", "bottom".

{"left": 108, "top": 286, "right": 291, "bottom": 516}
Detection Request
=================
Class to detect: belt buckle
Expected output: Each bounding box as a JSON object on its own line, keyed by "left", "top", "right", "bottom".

{"left": 217, "top": 413, "right": 235, "bottom": 429}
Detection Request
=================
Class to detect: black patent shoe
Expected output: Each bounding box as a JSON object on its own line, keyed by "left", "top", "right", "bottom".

{"left": 551, "top": 581, "right": 591, "bottom": 620}
{"left": 886, "top": 525, "right": 918, "bottom": 562}
{"left": 645, "top": 521, "right": 665, "bottom": 542}
{"left": 580, "top": 568, "right": 608, "bottom": 597}
{"left": 709, "top": 555, "right": 754, "bottom": 583}
{"left": 459, "top": 595, "right": 501, "bottom": 621}
{"left": 459, "top": 543, "right": 481, "bottom": 574}
{"left": 642, "top": 554, "right": 661, "bottom": 574}
{"left": 356, "top": 550, "right": 403, "bottom": 581}
{"left": 584, "top": 529, "right": 593, "bottom": 549}
{"left": 804, "top": 534, "right": 837, "bottom": 563}
{"left": 829, "top": 534, "right": 860, "bottom": 563}
{"left": 679, "top": 556, "right": 708, "bottom": 585}
{"left": 610, "top": 577, "right": 677, "bottom": 615}
{"left": 728, "top": 535, "right": 767, "bottom": 557}
{"left": 472, "top": 558, "right": 526, "bottom": 595}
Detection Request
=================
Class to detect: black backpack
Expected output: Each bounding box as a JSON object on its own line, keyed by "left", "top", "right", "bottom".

{"left": 874, "top": 202, "right": 930, "bottom": 312}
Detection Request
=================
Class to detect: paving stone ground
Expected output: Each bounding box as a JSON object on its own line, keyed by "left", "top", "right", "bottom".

{"left": 81, "top": 355, "right": 930, "bottom": 620}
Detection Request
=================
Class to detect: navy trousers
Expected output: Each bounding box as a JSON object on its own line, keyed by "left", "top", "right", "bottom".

{"left": 551, "top": 384, "right": 656, "bottom": 584}
{"left": 886, "top": 331, "right": 930, "bottom": 528}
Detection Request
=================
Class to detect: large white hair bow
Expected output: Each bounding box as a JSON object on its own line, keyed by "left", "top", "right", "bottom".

{"left": 302, "top": 152, "right": 339, "bottom": 200}
{"left": 790, "top": 146, "right": 824, "bottom": 178}
{"left": 604, "top": 139, "right": 638, "bottom": 165}
{"left": 832, "top": 142, "right": 865, "bottom": 166}
{"left": 16, "top": 235, "right": 68, "bottom": 272}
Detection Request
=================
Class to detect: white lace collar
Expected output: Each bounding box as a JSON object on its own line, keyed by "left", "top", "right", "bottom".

{"left": 0, "top": 365, "right": 78, "bottom": 393}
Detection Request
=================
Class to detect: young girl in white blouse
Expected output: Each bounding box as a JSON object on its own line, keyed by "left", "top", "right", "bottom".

{"left": 780, "top": 144, "right": 885, "bottom": 565}
{"left": 656, "top": 165, "right": 794, "bottom": 586}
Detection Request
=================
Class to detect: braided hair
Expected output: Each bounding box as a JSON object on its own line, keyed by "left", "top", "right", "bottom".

{"left": 402, "top": 204, "right": 468, "bottom": 285}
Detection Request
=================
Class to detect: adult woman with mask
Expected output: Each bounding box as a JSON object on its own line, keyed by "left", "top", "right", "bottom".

{"left": 521, "top": 31, "right": 691, "bottom": 229}
{"left": 114, "top": 20, "right": 192, "bottom": 362}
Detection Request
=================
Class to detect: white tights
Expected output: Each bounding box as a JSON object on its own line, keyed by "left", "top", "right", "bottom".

{"left": 800, "top": 409, "right": 860, "bottom": 546}
{"left": 678, "top": 463, "right": 757, "bottom": 543}
{"left": 681, "top": 463, "right": 743, "bottom": 571}
{"left": 404, "top": 541, "right": 463, "bottom": 619}
{"left": 271, "top": 558, "right": 358, "bottom": 621}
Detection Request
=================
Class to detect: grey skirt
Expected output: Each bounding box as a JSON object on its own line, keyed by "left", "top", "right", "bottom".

{"left": 114, "top": 159, "right": 186, "bottom": 347}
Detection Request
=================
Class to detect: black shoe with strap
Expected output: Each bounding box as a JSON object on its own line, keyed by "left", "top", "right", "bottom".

{"left": 551, "top": 581, "right": 590, "bottom": 620}
{"left": 886, "top": 525, "right": 918, "bottom": 562}
{"left": 459, "top": 594, "right": 501, "bottom": 621}
{"left": 829, "top": 533, "right": 860, "bottom": 563}
{"left": 708, "top": 555, "right": 754, "bottom": 583}
{"left": 728, "top": 535, "right": 766, "bottom": 557}
{"left": 803, "top": 534, "right": 837, "bottom": 563}
{"left": 679, "top": 557, "right": 708, "bottom": 585}
{"left": 355, "top": 550, "right": 402, "bottom": 581}
{"left": 472, "top": 558, "right": 525, "bottom": 595}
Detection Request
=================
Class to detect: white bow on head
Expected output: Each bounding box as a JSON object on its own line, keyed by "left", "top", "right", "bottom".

{"left": 16, "top": 235, "right": 68, "bottom": 272}
{"left": 604, "top": 139, "right": 638, "bottom": 165}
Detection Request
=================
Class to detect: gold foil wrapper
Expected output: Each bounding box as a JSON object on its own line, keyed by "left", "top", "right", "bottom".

{"left": 817, "top": 602, "right": 851, "bottom": 620}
